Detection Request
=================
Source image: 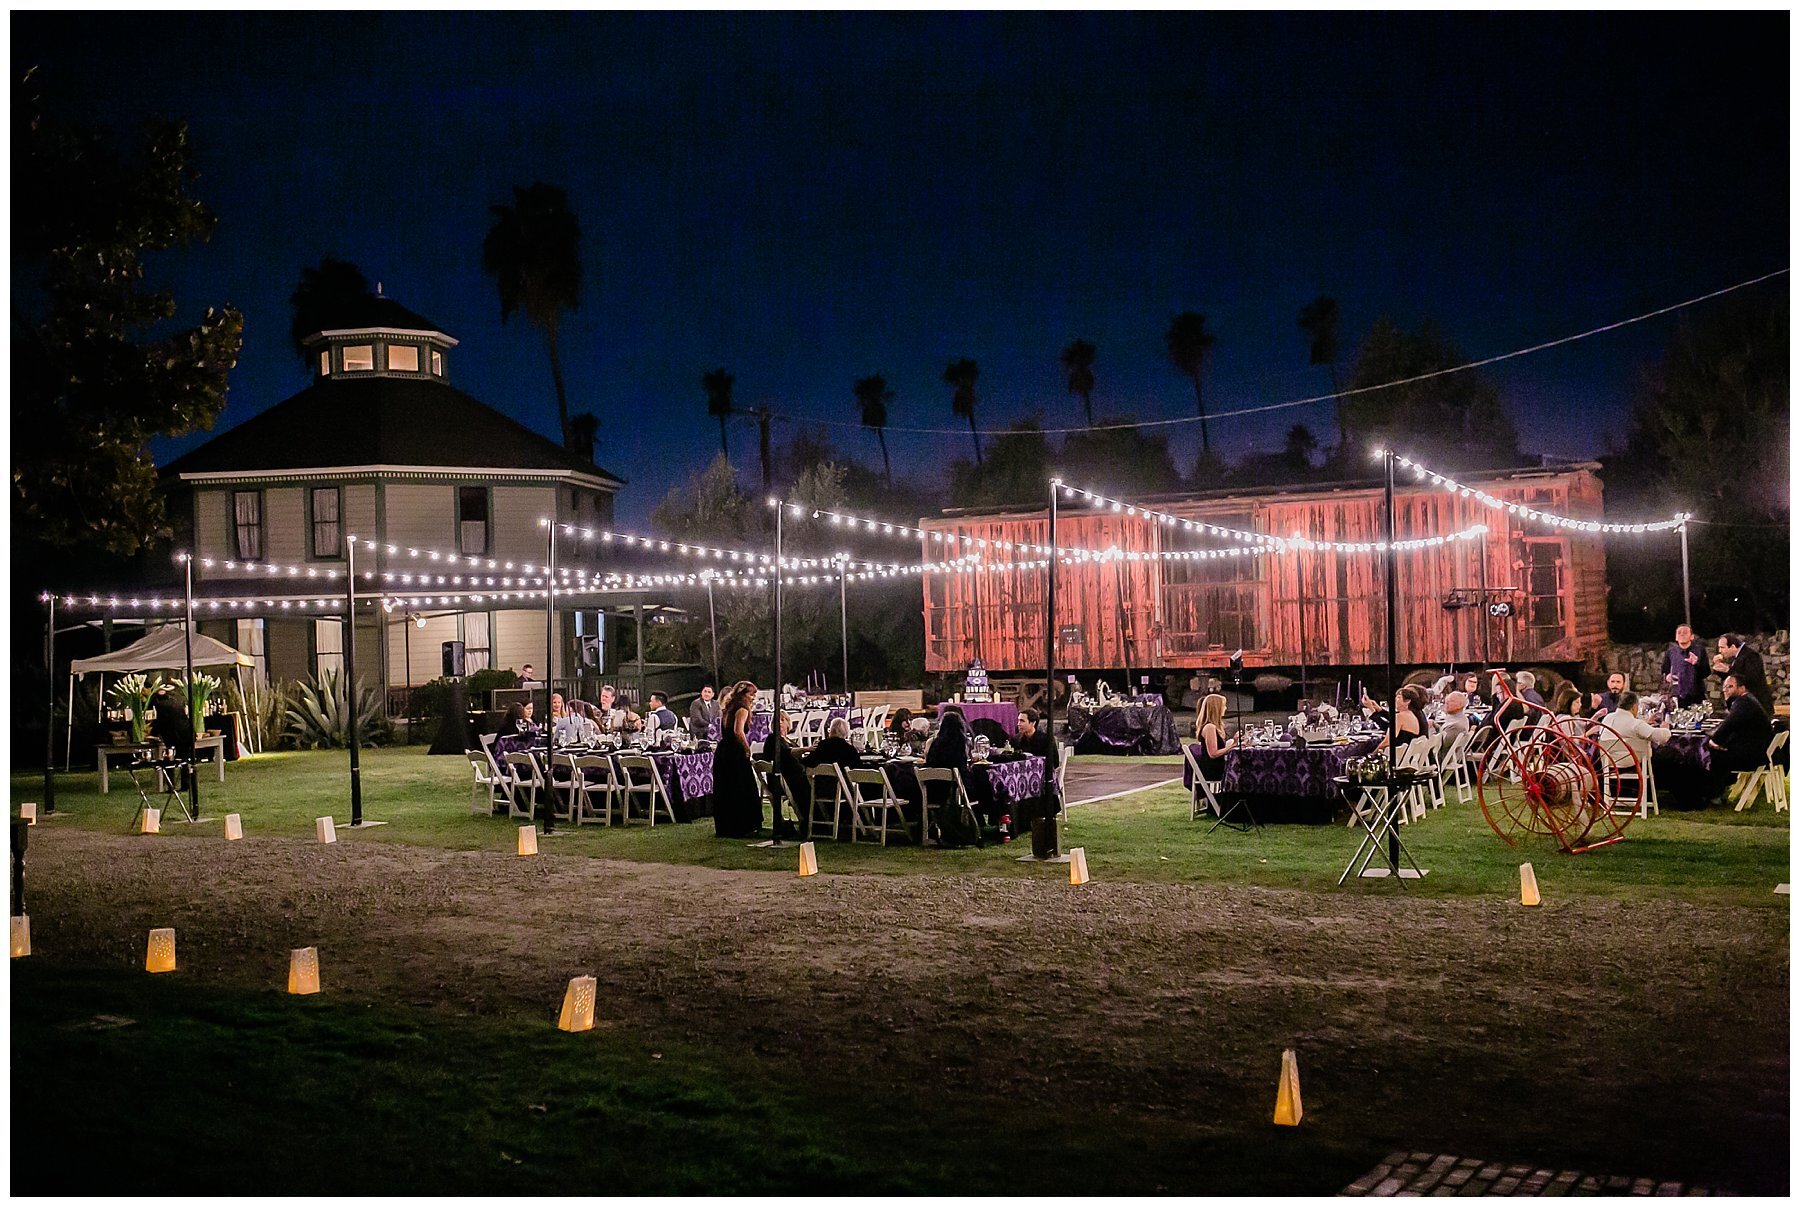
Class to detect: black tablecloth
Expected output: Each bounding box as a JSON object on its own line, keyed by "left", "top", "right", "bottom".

{"left": 1065, "top": 703, "right": 1182, "bottom": 756}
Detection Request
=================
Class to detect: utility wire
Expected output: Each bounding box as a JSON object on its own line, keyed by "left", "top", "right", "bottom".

{"left": 759, "top": 268, "right": 1788, "bottom": 437}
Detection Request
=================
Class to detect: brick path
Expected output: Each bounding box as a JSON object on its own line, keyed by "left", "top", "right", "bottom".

{"left": 1343, "top": 1152, "right": 1721, "bottom": 1196}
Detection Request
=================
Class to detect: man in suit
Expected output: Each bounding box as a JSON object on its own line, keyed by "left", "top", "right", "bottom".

{"left": 687, "top": 683, "right": 720, "bottom": 738}
{"left": 1014, "top": 708, "right": 1061, "bottom": 815}
{"left": 1588, "top": 672, "right": 1628, "bottom": 719}
{"left": 1661, "top": 624, "right": 1708, "bottom": 707}
{"left": 1707, "top": 673, "right": 1773, "bottom": 775}
{"left": 1712, "top": 634, "right": 1772, "bottom": 714}
{"left": 644, "top": 691, "right": 679, "bottom": 733}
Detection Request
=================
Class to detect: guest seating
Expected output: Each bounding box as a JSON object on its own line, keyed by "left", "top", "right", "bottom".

{"left": 846, "top": 766, "right": 912, "bottom": 846}
{"left": 1181, "top": 743, "right": 1222, "bottom": 821}
{"left": 616, "top": 754, "right": 677, "bottom": 826}
{"left": 914, "top": 766, "right": 973, "bottom": 846}
{"left": 569, "top": 753, "right": 620, "bottom": 826}
{"left": 466, "top": 749, "right": 503, "bottom": 815}
{"left": 807, "top": 765, "right": 848, "bottom": 840}
{"left": 502, "top": 751, "right": 544, "bottom": 821}
{"left": 1734, "top": 731, "right": 1790, "bottom": 813}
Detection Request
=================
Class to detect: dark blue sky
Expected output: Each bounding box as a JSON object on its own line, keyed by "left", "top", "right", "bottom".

{"left": 14, "top": 12, "right": 1788, "bottom": 524}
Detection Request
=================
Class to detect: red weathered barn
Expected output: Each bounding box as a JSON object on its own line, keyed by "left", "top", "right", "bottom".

{"left": 921, "top": 462, "right": 1613, "bottom": 682}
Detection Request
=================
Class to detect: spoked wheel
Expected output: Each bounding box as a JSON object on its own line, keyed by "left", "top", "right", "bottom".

{"left": 1478, "top": 718, "right": 1642, "bottom": 853}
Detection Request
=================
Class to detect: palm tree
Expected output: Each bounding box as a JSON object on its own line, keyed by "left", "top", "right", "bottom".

{"left": 702, "top": 369, "right": 734, "bottom": 457}
{"left": 1165, "top": 312, "right": 1217, "bottom": 454}
{"left": 1061, "top": 339, "right": 1097, "bottom": 427}
{"left": 942, "top": 358, "right": 982, "bottom": 465}
{"left": 289, "top": 258, "right": 371, "bottom": 362}
{"left": 1298, "top": 295, "right": 1345, "bottom": 447}
{"left": 854, "top": 374, "right": 895, "bottom": 485}
{"left": 481, "top": 182, "right": 583, "bottom": 449}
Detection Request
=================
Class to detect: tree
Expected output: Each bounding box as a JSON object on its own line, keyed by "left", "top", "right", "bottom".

{"left": 1165, "top": 312, "right": 1217, "bottom": 454}
{"left": 943, "top": 357, "right": 982, "bottom": 464}
{"left": 1060, "top": 339, "right": 1097, "bottom": 427}
{"left": 1061, "top": 417, "right": 1183, "bottom": 499}
{"left": 1227, "top": 423, "right": 1320, "bottom": 488}
{"left": 1283, "top": 423, "right": 1319, "bottom": 472}
{"left": 481, "top": 182, "right": 583, "bottom": 450}
{"left": 1297, "top": 295, "right": 1345, "bottom": 447}
{"left": 853, "top": 374, "right": 894, "bottom": 486}
{"left": 13, "top": 67, "right": 243, "bottom": 557}
{"left": 702, "top": 369, "right": 735, "bottom": 458}
{"left": 290, "top": 259, "right": 371, "bottom": 362}
{"left": 948, "top": 420, "right": 1049, "bottom": 509}
{"left": 1336, "top": 318, "right": 1520, "bottom": 471}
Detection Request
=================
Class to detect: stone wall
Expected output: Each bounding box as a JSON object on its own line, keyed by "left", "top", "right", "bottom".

{"left": 1596, "top": 630, "right": 1788, "bottom": 705}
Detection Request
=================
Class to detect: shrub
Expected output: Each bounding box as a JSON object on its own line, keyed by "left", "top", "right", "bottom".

{"left": 285, "top": 669, "right": 390, "bottom": 749}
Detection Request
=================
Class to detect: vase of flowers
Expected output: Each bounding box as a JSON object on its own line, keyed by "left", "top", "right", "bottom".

{"left": 106, "top": 673, "right": 159, "bottom": 744}
{"left": 173, "top": 672, "right": 222, "bottom": 728}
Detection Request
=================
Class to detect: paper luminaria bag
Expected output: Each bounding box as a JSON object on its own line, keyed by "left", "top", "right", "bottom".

{"left": 558, "top": 976, "right": 597, "bottom": 1032}
{"left": 797, "top": 842, "right": 818, "bottom": 877}
{"left": 288, "top": 947, "right": 321, "bottom": 995}
{"left": 19, "top": 803, "right": 36, "bottom": 825}
{"left": 145, "top": 928, "right": 176, "bottom": 973}
{"left": 140, "top": 807, "right": 161, "bottom": 835}
{"left": 1068, "top": 847, "right": 1090, "bottom": 885}
{"left": 518, "top": 825, "right": 538, "bottom": 856}
{"left": 224, "top": 813, "right": 243, "bottom": 841}
{"left": 316, "top": 816, "right": 337, "bottom": 844}
{"left": 1519, "top": 862, "right": 1541, "bottom": 907}
{"left": 1274, "top": 1048, "right": 1303, "bottom": 1126}
{"left": 10, "top": 916, "right": 29, "bottom": 958}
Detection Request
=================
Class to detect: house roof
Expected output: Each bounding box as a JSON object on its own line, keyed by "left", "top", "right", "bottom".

{"left": 299, "top": 295, "right": 446, "bottom": 339}
{"left": 164, "top": 375, "right": 624, "bottom": 487}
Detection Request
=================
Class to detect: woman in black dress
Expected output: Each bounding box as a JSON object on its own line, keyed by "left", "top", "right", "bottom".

{"left": 712, "top": 680, "right": 763, "bottom": 838}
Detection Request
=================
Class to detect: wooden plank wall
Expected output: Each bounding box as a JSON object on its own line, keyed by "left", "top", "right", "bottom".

{"left": 922, "top": 468, "right": 1612, "bottom": 674}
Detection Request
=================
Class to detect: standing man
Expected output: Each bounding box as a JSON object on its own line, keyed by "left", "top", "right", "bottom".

{"left": 1662, "top": 624, "right": 1708, "bottom": 707}
{"left": 1711, "top": 634, "right": 1772, "bottom": 714}
{"left": 687, "top": 683, "right": 720, "bottom": 738}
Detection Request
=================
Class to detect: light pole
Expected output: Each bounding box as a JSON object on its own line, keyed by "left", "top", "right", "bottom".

{"left": 835, "top": 552, "right": 850, "bottom": 698}
{"left": 42, "top": 594, "right": 56, "bottom": 817}
{"left": 703, "top": 572, "right": 721, "bottom": 688}
{"left": 1045, "top": 479, "right": 1059, "bottom": 735}
{"left": 182, "top": 552, "right": 200, "bottom": 821}
{"left": 1679, "top": 519, "right": 1693, "bottom": 628}
{"left": 343, "top": 538, "right": 360, "bottom": 827}
{"left": 772, "top": 500, "right": 784, "bottom": 699}
{"left": 542, "top": 521, "right": 557, "bottom": 836}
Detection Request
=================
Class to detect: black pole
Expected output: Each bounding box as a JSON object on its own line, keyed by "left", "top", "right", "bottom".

{"left": 1045, "top": 481, "right": 1058, "bottom": 737}
{"left": 543, "top": 524, "right": 556, "bottom": 835}
{"left": 1383, "top": 450, "right": 1399, "bottom": 873}
{"left": 344, "top": 540, "right": 361, "bottom": 826}
{"left": 42, "top": 596, "right": 56, "bottom": 816}
{"left": 403, "top": 616, "right": 413, "bottom": 745}
{"left": 1296, "top": 544, "right": 1308, "bottom": 706}
{"left": 706, "top": 576, "right": 721, "bottom": 687}
{"left": 838, "top": 559, "right": 849, "bottom": 698}
{"left": 1478, "top": 527, "right": 1490, "bottom": 667}
{"left": 1679, "top": 521, "right": 1692, "bottom": 628}
{"left": 184, "top": 554, "right": 200, "bottom": 821}
{"left": 774, "top": 505, "right": 784, "bottom": 699}
{"left": 634, "top": 600, "right": 645, "bottom": 713}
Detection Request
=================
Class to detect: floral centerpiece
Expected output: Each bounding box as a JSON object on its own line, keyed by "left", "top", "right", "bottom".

{"left": 106, "top": 672, "right": 160, "bottom": 744}
{"left": 172, "top": 672, "right": 222, "bottom": 727}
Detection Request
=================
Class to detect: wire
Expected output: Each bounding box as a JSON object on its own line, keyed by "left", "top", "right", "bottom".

{"left": 757, "top": 269, "right": 1788, "bottom": 437}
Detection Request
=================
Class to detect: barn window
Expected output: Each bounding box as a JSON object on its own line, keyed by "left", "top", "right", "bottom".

{"left": 1519, "top": 538, "right": 1567, "bottom": 648}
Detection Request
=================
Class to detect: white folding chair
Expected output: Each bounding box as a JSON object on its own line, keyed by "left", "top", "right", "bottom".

{"left": 570, "top": 753, "right": 620, "bottom": 826}
{"left": 914, "top": 766, "right": 972, "bottom": 846}
{"left": 800, "top": 710, "right": 828, "bottom": 744}
{"left": 1734, "top": 731, "right": 1789, "bottom": 813}
{"left": 1181, "top": 743, "right": 1223, "bottom": 821}
{"left": 502, "top": 751, "right": 543, "bottom": 821}
{"left": 754, "top": 758, "right": 801, "bottom": 835}
{"left": 467, "top": 749, "right": 503, "bottom": 815}
{"left": 866, "top": 704, "right": 890, "bottom": 734}
{"left": 1054, "top": 744, "right": 1073, "bottom": 819}
{"left": 1439, "top": 728, "right": 1474, "bottom": 804}
{"left": 807, "top": 764, "right": 848, "bottom": 840}
{"left": 616, "top": 754, "right": 677, "bottom": 826}
{"left": 847, "top": 766, "right": 912, "bottom": 846}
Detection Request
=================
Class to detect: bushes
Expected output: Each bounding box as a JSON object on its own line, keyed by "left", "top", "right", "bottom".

{"left": 284, "top": 669, "right": 390, "bottom": 749}
{"left": 409, "top": 668, "right": 518, "bottom": 719}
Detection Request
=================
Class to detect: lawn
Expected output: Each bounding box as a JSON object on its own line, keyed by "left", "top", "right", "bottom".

{"left": 13, "top": 744, "right": 1790, "bottom": 904}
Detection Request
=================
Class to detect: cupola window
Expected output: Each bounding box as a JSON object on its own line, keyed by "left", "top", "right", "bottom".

{"left": 342, "top": 344, "right": 374, "bottom": 372}
{"left": 387, "top": 344, "right": 419, "bottom": 372}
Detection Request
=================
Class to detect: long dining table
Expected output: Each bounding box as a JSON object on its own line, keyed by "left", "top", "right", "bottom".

{"left": 493, "top": 735, "right": 717, "bottom": 821}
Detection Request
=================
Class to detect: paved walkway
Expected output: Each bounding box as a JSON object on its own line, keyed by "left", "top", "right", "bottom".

{"left": 1343, "top": 1152, "right": 1719, "bottom": 1196}
{"left": 1063, "top": 760, "right": 1181, "bottom": 805}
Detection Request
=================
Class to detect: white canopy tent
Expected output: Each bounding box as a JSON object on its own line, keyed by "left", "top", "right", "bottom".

{"left": 68, "top": 626, "right": 255, "bottom": 768}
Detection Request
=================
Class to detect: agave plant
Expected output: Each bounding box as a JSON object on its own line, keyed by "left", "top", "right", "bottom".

{"left": 285, "top": 668, "right": 389, "bottom": 750}
{"left": 106, "top": 673, "right": 161, "bottom": 743}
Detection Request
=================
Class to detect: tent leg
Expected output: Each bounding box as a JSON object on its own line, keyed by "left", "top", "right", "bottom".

{"left": 66, "top": 673, "right": 78, "bottom": 771}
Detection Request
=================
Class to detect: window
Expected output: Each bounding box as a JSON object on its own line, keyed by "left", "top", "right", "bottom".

{"left": 232, "top": 491, "right": 264, "bottom": 560}
{"left": 387, "top": 344, "right": 419, "bottom": 372}
{"left": 342, "top": 344, "right": 374, "bottom": 371}
{"left": 462, "top": 611, "right": 491, "bottom": 675}
{"left": 236, "top": 619, "right": 268, "bottom": 684}
{"left": 457, "top": 486, "right": 490, "bottom": 555}
{"left": 313, "top": 619, "right": 344, "bottom": 680}
{"left": 310, "top": 487, "right": 343, "bottom": 559}
{"left": 430, "top": 349, "right": 443, "bottom": 376}
{"left": 319, "top": 350, "right": 330, "bottom": 376}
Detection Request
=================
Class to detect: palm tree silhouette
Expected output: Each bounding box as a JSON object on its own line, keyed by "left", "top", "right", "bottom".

{"left": 854, "top": 374, "right": 895, "bottom": 486}
{"left": 942, "top": 358, "right": 982, "bottom": 465}
{"left": 1165, "top": 312, "right": 1216, "bottom": 454}
{"left": 481, "top": 183, "right": 584, "bottom": 450}
{"left": 1061, "top": 339, "right": 1097, "bottom": 427}
{"left": 702, "top": 369, "right": 735, "bottom": 458}
{"left": 1298, "top": 295, "right": 1345, "bottom": 447}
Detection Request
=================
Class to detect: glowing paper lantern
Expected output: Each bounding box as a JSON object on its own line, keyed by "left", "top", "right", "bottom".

{"left": 145, "top": 927, "right": 176, "bottom": 973}
{"left": 558, "top": 975, "right": 597, "bottom": 1032}
{"left": 19, "top": 803, "right": 36, "bottom": 825}
{"left": 797, "top": 841, "right": 818, "bottom": 877}
{"left": 141, "top": 807, "right": 161, "bottom": 835}
{"left": 224, "top": 813, "right": 243, "bottom": 841}
{"left": 1274, "top": 1048, "right": 1304, "bottom": 1126}
{"left": 518, "top": 825, "right": 538, "bottom": 856}
{"left": 1519, "top": 862, "right": 1541, "bottom": 907}
{"left": 1069, "top": 847, "right": 1090, "bottom": 886}
{"left": 10, "top": 916, "right": 30, "bottom": 958}
{"left": 288, "top": 947, "right": 321, "bottom": 995}
{"left": 315, "top": 816, "right": 337, "bottom": 845}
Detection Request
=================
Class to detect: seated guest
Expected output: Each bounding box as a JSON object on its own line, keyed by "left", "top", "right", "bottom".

{"left": 518, "top": 663, "right": 540, "bottom": 687}
{"left": 927, "top": 708, "right": 972, "bottom": 773}
{"left": 645, "top": 691, "right": 679, "bottom": 733}
{"left": 504, "top": 700, "right": 538, "bottom": 736}
{"left": 1193, "top": 692, "right": 1235, "bottom": 783}
{"left": 687, "top": 683, "right": 721, "bottom": 738}
{"left": 1374, "top": 685, "right": 1428, "bottom": 753}
{"left": 759, "top": 708, "right": 808, "bottom": 838}
{"left": 1707, "top": 674, "right": 1773, "bottom": 775}
{"left": 803, "top": 717, "right": 861, "bottom": 771}
{"left": 1436, "top": 691, "right": 1472, "bottom": 755}
{"left": 1461, "top": 673, "right": 1486, "bottom": 709}
{"left": 1598, "top": 691, "right": 1671, "bottom": 765}
{"left": 1549, "top": 682, "right": 1583, "bottom": 719}
{"left": 1712, "top": 634, "right": 1772, "bottom": 715}
{"left": 902, "top": 715, "right": 932, "bottom": 758}
{"left": 1014, "top": 708, "right": 1060, "bottom": 809}
{"left": 1515, "top": 670, "right": 1545, "bottom": 708}
{"left": 550, "top": 693, "right": 597, "bottom": 745}
{"left": 888, "top": 706, "right": 913, "bottom": 737}
{"left": 1588, "top": 672, "right": 1627, "bottom": 719}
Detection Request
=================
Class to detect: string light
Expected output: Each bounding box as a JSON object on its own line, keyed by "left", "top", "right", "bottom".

{"left": 1391, "top": 454, "right": 1693, "bottom": 534}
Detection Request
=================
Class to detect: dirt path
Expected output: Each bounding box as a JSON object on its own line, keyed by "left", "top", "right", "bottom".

{"left": 21, "top": 829, "right": 1790, "bottom": 1193}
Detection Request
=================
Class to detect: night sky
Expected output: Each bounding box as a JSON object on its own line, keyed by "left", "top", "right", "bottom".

{"left": 14, "top": 12, "right": 1788, "bottom": 524}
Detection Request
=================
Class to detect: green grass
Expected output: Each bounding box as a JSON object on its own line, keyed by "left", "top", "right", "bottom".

{"left": 12, "top": 745, "right": 1789, "bottom": 903}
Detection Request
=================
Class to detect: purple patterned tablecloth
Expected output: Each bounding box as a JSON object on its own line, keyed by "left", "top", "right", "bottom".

{"left": 1660, "top": 731, "right": 1713, "bottom": 770}
{"left": 1066, "top": 703, "right": 1181, "bottom": 756}
{"left": 940, "top": 702, "right": 1019, "bottom": 738}
{"left": 879, "top": 755, "right": 1047, "bottom": 821}
{"left": 491, "top": 739, "right": 716, "bottom": 821}
{"left": 1205, "top": 736, "right": 1384, "bottom": 799}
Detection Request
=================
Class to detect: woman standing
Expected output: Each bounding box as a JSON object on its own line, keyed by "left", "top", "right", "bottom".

{"left": 712, "top": 680, "right": 763, "bottom": 838}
